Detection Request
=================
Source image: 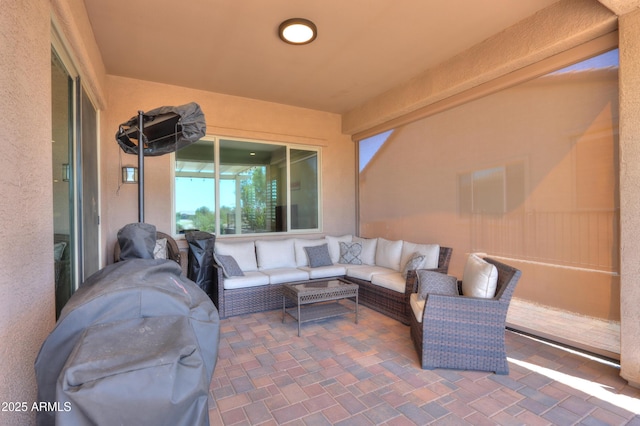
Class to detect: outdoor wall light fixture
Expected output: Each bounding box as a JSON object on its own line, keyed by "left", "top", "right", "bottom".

{"left": 278, "top": 18, "right": 317, "bottom": 45}
{"left": 122, "top": 166, "right": 138, "bottom": 184}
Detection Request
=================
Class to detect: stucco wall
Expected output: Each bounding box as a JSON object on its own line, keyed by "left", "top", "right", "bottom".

{"left": 618, "top": 7, "right": 640, "bottom": 388}
{"left": 359, "top": 69, "right": 620, "bottom": 320}
{"left": 101, "top": 76, "right": 356, "bottom": 265}
{"left": 0, "top": 1, "right": 54, "bottom": 424}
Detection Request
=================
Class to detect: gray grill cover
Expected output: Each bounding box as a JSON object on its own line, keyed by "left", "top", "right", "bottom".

{"left": 34, "top": 259, "right": 220, "bottom": 426}
{"left": 116, "top": 102, "right": 206, "bottom": 156}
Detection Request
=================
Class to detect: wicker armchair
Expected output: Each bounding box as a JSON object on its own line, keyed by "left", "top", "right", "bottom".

{"left": 407, "top": 257, "right": 521, "bottom": 374}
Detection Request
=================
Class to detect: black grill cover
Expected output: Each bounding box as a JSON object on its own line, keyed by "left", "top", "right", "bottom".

{"left": 116, "top": 102, "right": 206, "bottom": 156}
{"left": 34, "top": 259, "right": 220, "bottom": 426}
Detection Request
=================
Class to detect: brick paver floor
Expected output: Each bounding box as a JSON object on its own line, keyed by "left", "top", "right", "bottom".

{"left": 209, "top": 302, "right": 640, "bottom": 425}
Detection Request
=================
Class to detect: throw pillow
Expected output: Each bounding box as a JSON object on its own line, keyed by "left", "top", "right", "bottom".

{"left": 304, "top": 243, "right": 333, "bottom": 268}
{"left": 401, "top": 252, "right": 425, "bottom": 278}
{"left": 461, "top": 253, "right": 498, "bottom": 298}
{"left": 153, "top": 238, "right": 167, "bottom": 260}
{"left": 214, "top": 253, "right": 244, "bottom": 278}
{"left": 325, "top": 235, "right": 353, "bottom": 264}
{"left": 416, "top": 270, "right": 458, "bottom": 300}
{"left": 54, "top": 242, "right": 67, "bottom": 262}
{"left": 339, "top": 241, "right": 363, "bottom": 265}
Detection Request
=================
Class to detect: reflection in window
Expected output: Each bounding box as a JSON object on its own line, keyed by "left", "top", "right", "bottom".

{"left": 175, "top": 139, "right": 215, "bottom": 233}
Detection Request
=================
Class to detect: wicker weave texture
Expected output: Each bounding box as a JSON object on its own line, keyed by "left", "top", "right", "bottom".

{"left": 213, "top": 246, "right": 452, "bottom": 321}
{"left": 410, "top": 257, "right": 521, "bottom": 374}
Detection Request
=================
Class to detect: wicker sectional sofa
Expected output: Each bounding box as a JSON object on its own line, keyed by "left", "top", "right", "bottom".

{"left": 211, "top": 235, "right": 452, "bottom": 324}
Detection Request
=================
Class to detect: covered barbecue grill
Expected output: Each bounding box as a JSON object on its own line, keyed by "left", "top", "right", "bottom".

{"left": 35, "top": 222, "right": 219, "bottom": 425}
{"left": 35, "top": 258, "right": 220, "bottom": 426}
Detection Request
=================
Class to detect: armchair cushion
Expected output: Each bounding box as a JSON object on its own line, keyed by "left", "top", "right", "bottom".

{"left": 461, "top": 253, "right": 498, "bottom": 298}
{"left": 416, "top": 270, "right": 458, "bottom": 300}
{"left": 409, "top": 293, "right": 426, "bottom": 323}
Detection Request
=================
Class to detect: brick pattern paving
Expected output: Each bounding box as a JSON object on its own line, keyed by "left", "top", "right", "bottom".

{"left": 209, "top": 303, "right": 640, "bottom": 425}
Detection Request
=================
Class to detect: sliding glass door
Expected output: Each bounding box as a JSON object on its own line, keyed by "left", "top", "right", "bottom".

{"left": 51, "top": 46, "right": 100, "bottom": 317}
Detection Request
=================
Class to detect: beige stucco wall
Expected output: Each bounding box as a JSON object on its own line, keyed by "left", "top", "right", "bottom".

{"left": 618, "top": 7, "right": 640, "bottom": 388}
{"left": 359, "top": 69, "right": 620, "bottom": 320}
{"left": 101, "top": 76, "right": 356, "bottom": 265}
{"left": 0, "top": 1, "right": 54, "bottom": 424}
{"left": 1, "top": 0, "right": 639, "bottom": 420}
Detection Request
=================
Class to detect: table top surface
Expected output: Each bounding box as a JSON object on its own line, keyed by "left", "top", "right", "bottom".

{"left": 283, "top": 278, "right": 358, "bottom": 295}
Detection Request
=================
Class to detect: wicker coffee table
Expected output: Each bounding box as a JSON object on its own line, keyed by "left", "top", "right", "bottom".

{"left": 282, "top": 279, "right": 359, "bottom": 336}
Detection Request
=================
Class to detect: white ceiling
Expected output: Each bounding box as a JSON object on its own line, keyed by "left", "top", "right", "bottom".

{"left": 83, "top": 0, "right": 561, "bottom": 114}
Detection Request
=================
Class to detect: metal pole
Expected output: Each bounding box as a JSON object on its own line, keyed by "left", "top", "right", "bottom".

{"left": 138, "top": 110, "right": 145, "bottom": 223}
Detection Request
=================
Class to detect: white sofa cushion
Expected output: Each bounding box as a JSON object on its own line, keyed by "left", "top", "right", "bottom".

{"left": 294, "top": 238, "right": 327, "bottom": 267}
{"left": 461, "top": 253, "right": 498, "bottom": 298}
{"left": 215, "top": 240, "right": 258, "bottom": 272}
{"left": 261, "top": 268, "right": 309, "bottom": 284}
{"left": 375, "top": 238, "right": 403, "bottom": 270}
{"left": 223, "top": 271, "right": 269, "bottom": 289}
{"left": 325, "top": 235, "right": 352, "bottom": 263}
{"left": 256, "top": 239, "right": 296, "bottom": 270}
{"left": 298, "top": 264, "right": 347, "bottom": 279}
{"left": 352, "top": 237, "right": 377, "bottom": 265}
{"left": 409, "top": 293, "right": 425, "bottom": 323}
{"left": 346, "top": 265, "right": 396, "bottom": 281}
{"left": 400, "top": 242, "right": 440, "bottom": 270}
{"left": 371, "top": 272, "right": 406, "bottom": 293}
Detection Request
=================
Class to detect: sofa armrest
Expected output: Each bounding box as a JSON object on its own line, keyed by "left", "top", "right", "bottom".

{"left": 211, "top": 263, "right": 225, "bottom": 317}
{"left": 422, "top": 292, "right": 510, "bottom": 334}
{"left": 405, "top": 269, "right": 419, "bottom": 295}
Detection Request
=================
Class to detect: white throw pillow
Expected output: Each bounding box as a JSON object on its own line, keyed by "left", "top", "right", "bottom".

{"left": 400, "top": 241, "right": 440, "bottom": 270}
{"left": 294, "top": 238, "right": 327, "bottom": 267}
{"left": 153, "top": 238, "right": 167, "bottom": 260}
{"left": 374, "top": 238, "right": 403, "bottom": 270}
{"left": 215, "top": 240, "right": 258, "bottom": 272}
{"left": 461, "top": 254, "right": 498, "bottom": 298}
{"left": 255, "top": 239, "right": 297, "bottom": 270}
{"left": 325, "top": 235, "right": 352, "bottom": 264}
{"left": 353, "top": 237, "right": 377, "bottom": 265}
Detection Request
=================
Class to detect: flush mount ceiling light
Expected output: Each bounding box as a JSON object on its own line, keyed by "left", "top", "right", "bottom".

{"left": 278, "top": 18, "right": 317, "bottom": 45}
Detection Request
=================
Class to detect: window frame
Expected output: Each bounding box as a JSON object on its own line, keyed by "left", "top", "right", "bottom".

{"left": 172, "top": 135, "right": 322, "bottom": 237}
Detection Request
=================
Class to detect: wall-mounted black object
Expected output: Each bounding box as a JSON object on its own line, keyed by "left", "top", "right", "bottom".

{"left": 115, "top": 102, "right": 206, "bottom": 222}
